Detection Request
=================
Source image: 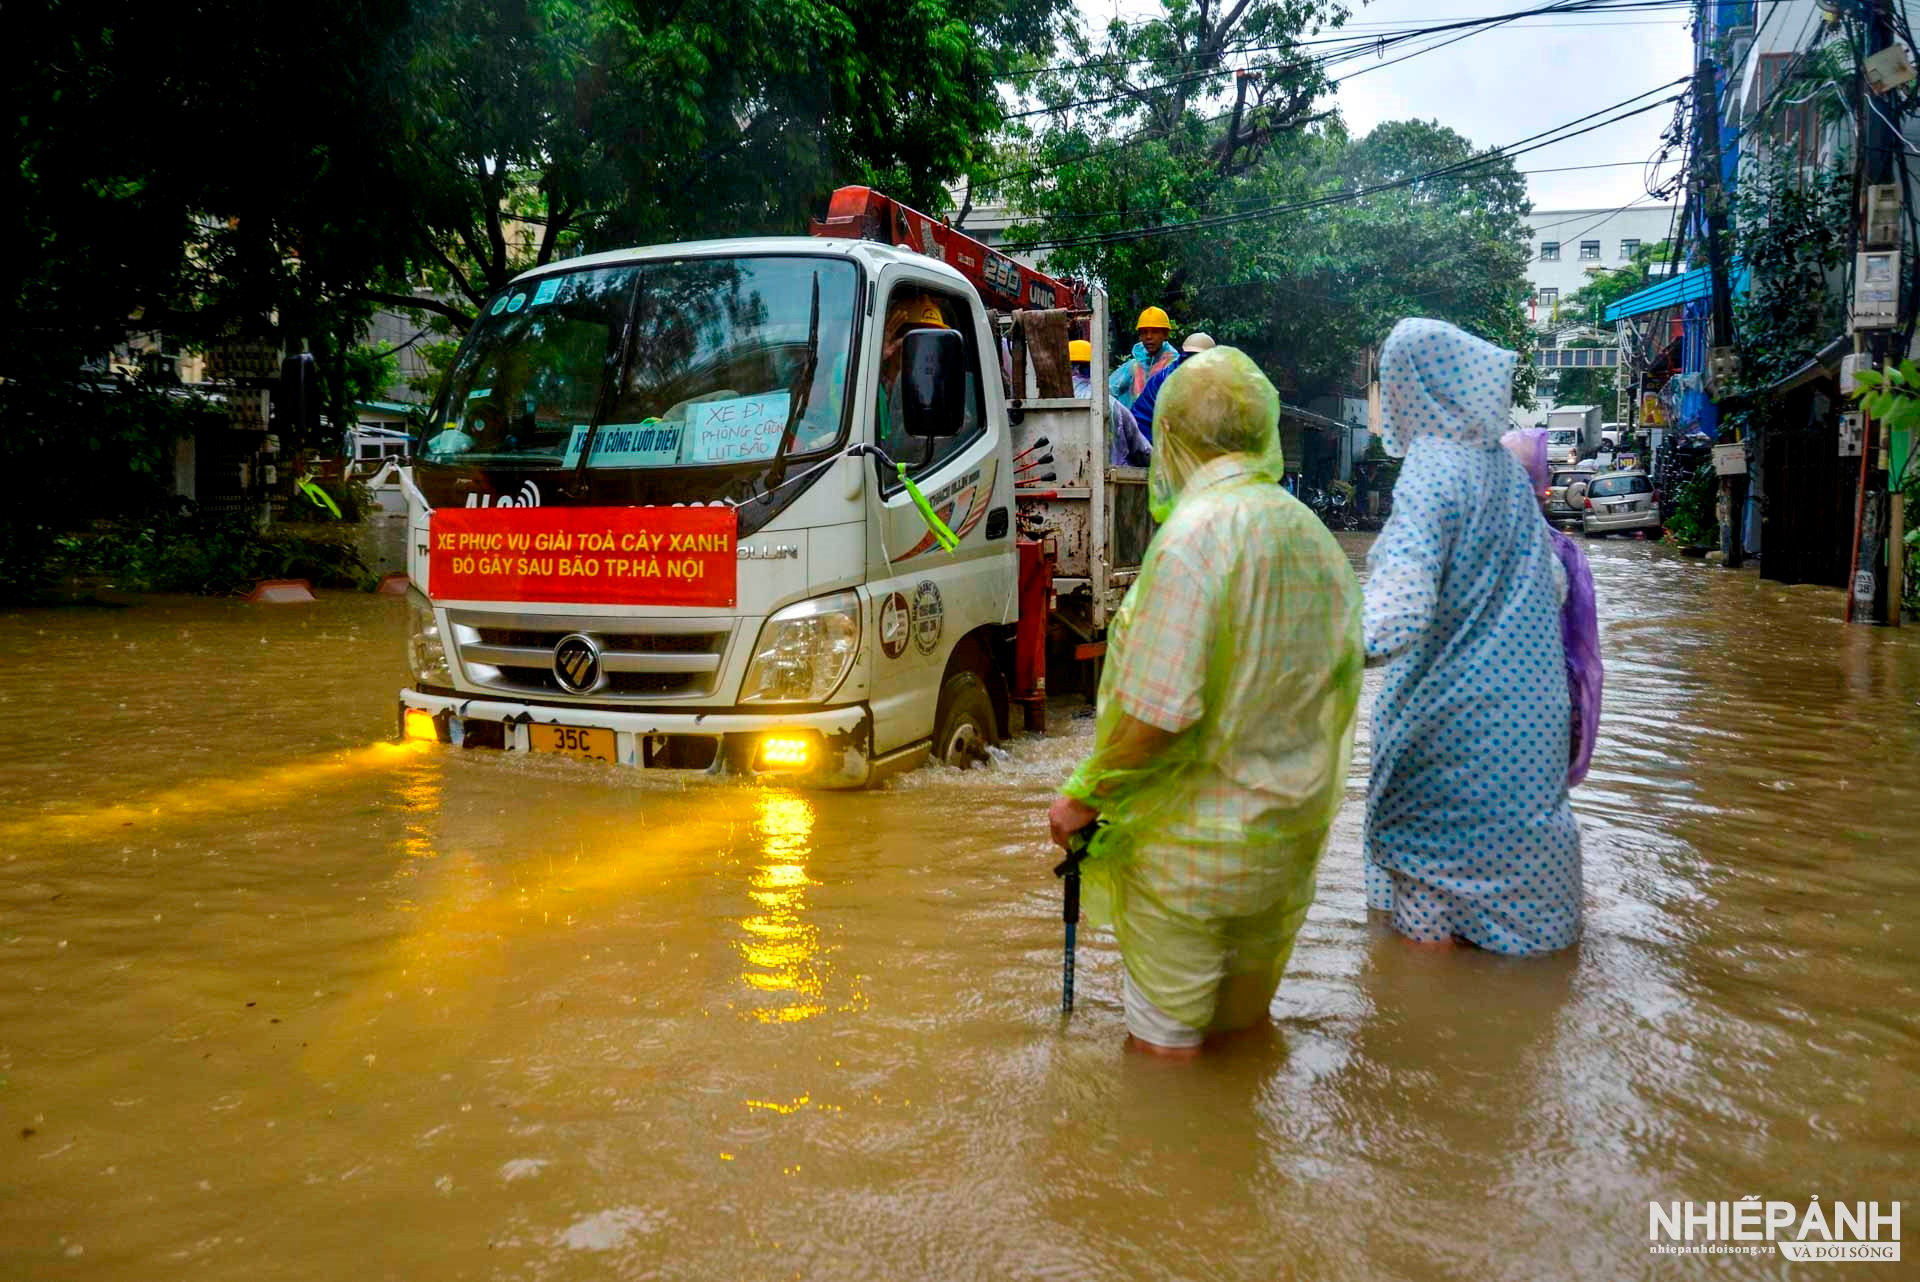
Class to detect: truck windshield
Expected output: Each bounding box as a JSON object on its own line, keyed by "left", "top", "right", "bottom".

{"left": 418, "top": 255, "right": 858, "bottom": 473}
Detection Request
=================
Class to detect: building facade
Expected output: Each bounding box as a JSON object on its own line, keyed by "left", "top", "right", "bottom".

{"left": 1522, "top": 204, "right": 1680, "bottom": 330}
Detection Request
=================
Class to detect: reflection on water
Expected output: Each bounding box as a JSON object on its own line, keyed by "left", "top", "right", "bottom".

{"left": 396, "top": 750, "right": 443, "bottom": 864}
{"left": 1, "top": 548, "right": 1917, "bottom": 1281}
{"left": 738, "top": 792, "right": 826, "bottom": 1024}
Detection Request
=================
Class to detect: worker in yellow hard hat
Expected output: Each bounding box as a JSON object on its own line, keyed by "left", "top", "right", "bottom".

{"left": 1109, "top": 305, "right": 1179, "bottom": 410}
{"left": 877, "top": 293, "right": 953, "bottom": 457}
{"left": 1071, "top": 338, "right": 1151, "bottom": 467}
{"left": 1129, "top": 331, "right": 1215, "bottom": 444}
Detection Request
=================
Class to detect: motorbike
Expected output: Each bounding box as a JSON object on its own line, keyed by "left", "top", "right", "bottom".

{"left": 1303, "top": 483, "right": 1359, "bottom": 532}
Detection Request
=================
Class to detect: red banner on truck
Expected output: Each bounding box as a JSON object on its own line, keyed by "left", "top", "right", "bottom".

{"left": 429, "top": 506, "right": 737, "bottom": 607}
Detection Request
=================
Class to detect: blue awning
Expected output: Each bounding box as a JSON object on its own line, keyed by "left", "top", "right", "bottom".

{"left": 1604, "top": 260, "right": 1749, "bottom": 323}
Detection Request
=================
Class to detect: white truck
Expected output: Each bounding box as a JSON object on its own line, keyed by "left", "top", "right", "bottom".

{"left": 397, "top": 188, "right": 1148, "bottom": 787}
{"left": 1544, "top": 404, "right": 1603, "bottom": 466}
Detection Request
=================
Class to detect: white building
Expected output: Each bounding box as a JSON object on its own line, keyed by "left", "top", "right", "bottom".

{"left": 1523, "top": 204, "right": 1680, "bottom": 329}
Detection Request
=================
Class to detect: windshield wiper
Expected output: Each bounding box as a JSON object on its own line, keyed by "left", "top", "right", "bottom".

{"left": 567, "top": 272, "right": 646, "bottom": 492}
{"left": 762, "top": 271, "right": 821, "bottom": 493}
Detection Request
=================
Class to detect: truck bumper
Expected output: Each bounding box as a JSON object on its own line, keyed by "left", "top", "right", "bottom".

{"left": 397, "top": 689, "right": 888, "bottom": 789}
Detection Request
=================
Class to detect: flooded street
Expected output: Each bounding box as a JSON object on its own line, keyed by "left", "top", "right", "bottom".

{"left": 3, "top": 537, "right": 1917, "bottom": 1280}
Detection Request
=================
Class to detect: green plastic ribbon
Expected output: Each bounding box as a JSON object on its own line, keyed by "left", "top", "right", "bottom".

{"left": 896, "top": 462, "right": 959, "bottom": 552}
{"left": 296, "top": 477, "right": 343, "bottom": 520}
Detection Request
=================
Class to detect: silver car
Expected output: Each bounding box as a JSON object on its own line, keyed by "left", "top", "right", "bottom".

{"left": 1580, "top": 470, "right": 1661, "bottom": 537}
{"left": 1546, "top": 468, "right": 1587, "bottom": 522}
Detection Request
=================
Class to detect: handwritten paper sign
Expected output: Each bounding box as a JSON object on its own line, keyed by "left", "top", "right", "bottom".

{"left": 429, "top": 506, "right": 737, "bottom": 607}
{"left": 686, "top": 392, "right": 792, "bottom": 464}
{"left": 561, "top": 421, "right": 684, "bottom": 469}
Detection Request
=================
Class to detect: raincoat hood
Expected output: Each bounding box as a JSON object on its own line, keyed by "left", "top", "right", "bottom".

{"left": 1146, "top": 346, "right": 1285, "bottom": 522}
{"left": 1377, "top": 318, "right": 1518, "bottom": 459}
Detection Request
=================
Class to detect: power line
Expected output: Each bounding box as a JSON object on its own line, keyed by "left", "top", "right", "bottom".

{"left": 1011, "top": 80, "right": 1688, "bottom": 251}
{"left": 1024, "top": 159, "right": 1672, "bottom": 229}
{"left": 985, "top": 2, "right": 1693, "bottom": 190}
{"left": 999, "top": 0, "right": 1693, "bottom": 82}
{"left": 998, "top": 0, "right": 1694, "bottom": 120}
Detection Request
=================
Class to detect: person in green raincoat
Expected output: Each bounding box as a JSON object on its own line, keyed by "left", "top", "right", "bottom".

{"left": 1047, "top": 347, "right": 1365, "bottom": 1057}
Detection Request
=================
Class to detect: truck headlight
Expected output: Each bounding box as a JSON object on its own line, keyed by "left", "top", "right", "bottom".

{"left": 739, "top": 591, "right": 861, "bottom": 704}
{"left": 406, "top": 588, "right": 453, "bottom": 688}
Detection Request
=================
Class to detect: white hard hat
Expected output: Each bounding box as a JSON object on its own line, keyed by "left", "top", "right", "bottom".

{"left": 1182, "top": 332, "right": 1216, "bottom": 354}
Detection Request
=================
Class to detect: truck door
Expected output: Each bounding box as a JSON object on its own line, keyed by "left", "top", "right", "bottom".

{"left": 865, "top": 270, "right": 1013, "bottom": 757}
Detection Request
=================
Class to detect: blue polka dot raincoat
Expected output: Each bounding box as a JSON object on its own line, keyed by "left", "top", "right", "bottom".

{"left": 1362, "top": 319, "right": 1582, "bottom": 954}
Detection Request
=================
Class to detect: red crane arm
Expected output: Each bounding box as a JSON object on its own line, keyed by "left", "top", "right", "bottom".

{"left": 808, "top": 186, "right": 1084, "bottom": 313}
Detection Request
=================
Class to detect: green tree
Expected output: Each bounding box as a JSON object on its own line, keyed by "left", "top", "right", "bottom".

{"left": 1002, "top": 67, "right": 1536, "bottom": 403}
{"left": 5, "top": 0, "right": 1069, "bottom": 594}
{"left": 4, "top": 1, "right": 419, "bottom": 595}
{"left": 374, "top": 0, "right": 1070, "bottom": 332}
{"left": 1727, "top": 156, "right": 1851, "bottom": 390}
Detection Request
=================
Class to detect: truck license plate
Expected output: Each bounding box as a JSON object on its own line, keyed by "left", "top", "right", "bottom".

{"left": 529, "top": 724, "right": 616, "bottom": 761}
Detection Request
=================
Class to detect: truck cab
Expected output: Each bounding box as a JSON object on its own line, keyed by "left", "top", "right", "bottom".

{"left": 1543, "top": 404, "right": 1603, "bottom": 466}
{"left": 399, "top": 233, "right": 1127, "bottom": 788}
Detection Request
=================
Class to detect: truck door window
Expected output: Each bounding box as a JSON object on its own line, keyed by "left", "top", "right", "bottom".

{"left": 877, "top": 286, "right": 984, "bottom": 480}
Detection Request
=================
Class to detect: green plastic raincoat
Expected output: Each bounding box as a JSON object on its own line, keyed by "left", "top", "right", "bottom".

{"left": 1061, "top": 348, "right": 1365, "bottom": 1034}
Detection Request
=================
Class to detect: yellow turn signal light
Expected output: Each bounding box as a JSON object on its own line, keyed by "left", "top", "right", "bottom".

{"left": 403, "top": 708, "right": 441, "bottom": 743}
{"left": 757, "top": 734, "right": 814, "bottom": 771}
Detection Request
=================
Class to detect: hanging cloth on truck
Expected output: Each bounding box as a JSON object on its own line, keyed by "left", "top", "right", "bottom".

{"left": 1010, "top": 309, "right": 1075, "bottom": 399}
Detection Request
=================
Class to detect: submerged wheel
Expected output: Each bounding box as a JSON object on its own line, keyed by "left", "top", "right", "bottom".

{"left": 932, "top": 671, "right": 997, "bottom": 769}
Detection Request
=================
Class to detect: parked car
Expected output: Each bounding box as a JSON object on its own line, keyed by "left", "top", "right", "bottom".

{"left": 1546, "top": 468, "right": 1587, "bottom": 522}
{"left": 1581, "top": 470, "right": 1661, "bottom": 537}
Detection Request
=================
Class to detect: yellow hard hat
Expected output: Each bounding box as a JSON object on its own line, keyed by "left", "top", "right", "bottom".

{"left": 1136, "top": 306, "right": 1172, "bottom": 331}
{"left": 891, "top": 296, "right": 948, "bottom": 329}
{"left": 1068, "top": 339, "right": 1092, "bottom": 362}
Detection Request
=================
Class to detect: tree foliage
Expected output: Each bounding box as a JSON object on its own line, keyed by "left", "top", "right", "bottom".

{"left": 996, "top": 3, "right": 1533, "bottom": 403}
{"left": 1727, "top": 156, "right": 1851, "bottom": 390}
{"left": 380, "top": 0, "right": 1067, "bottom": 329}
{"left": 5, "top": 0, "right": 1068, "bottom": 594}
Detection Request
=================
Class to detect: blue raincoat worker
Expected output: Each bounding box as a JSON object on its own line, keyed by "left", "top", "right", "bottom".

{"left": 1108, "top": 306, "right": 1179, "bottom": 409}
{"left": 1362, "top": 318, "right": 1583, "bottom": 954}
{"left": 1128, "top": 331, "right": 1215, "bottom": 442}
{"left": 1050, "top": 347, "right": 1366, "bottom": 1056}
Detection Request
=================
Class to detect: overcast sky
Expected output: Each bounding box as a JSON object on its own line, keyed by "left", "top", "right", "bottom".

{"left": 1067, "top": 0, "right": 1698, "bottom": 212}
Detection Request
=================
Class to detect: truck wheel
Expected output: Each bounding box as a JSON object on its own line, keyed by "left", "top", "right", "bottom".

{"left": 933, "top": 671, "right": 996, "bottom": 769}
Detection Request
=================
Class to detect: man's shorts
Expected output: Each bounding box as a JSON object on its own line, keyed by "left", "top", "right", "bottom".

{"left": 1122, "top": 966, "right": 1207, "bottom": 1048}
{"left": 1113, "top": 886, "right": 1305, "bottom": 1049}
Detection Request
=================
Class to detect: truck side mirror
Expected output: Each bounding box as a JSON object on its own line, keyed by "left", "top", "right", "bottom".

{"left": 278, "top": 353, "right": 322, "bottom": 442}
{"left": 902, "top": 328, "right": 965, "bottom": 440}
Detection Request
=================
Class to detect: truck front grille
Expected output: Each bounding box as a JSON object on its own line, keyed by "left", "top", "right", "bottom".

{"left": 447, "top": 610, "right": 735, "bottom": 701}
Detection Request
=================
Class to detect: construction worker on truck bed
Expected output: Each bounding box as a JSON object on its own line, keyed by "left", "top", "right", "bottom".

{"left": 1108, "top": 306, "right": 1178, "bottom": 410}
{"left": 1128, "top": 331, "right": 1215, "bottom": 443}
{"left": 1070, "top": 339, "right": 1151, "bottom": 467}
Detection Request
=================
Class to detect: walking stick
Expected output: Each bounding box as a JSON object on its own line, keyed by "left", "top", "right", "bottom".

{"left": 1052, "top": 823, "right": 1099, "bottom": 1014}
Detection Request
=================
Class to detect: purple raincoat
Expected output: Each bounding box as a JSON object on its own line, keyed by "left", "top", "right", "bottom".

{"left": 1502, "top": 429, "right": 1603, "bottom": 785}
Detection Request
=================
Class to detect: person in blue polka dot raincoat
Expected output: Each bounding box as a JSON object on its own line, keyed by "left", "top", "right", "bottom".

{"left": 1362, "top": 318, "right": 1582, "bottom": 954}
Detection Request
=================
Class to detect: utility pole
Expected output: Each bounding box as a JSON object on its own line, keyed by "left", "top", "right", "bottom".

{"left": 1694, "top": 56, "right": 1744, "bottom": 567}
{"left": 1847, "top": 0, "right": 1903, "bottom": 624}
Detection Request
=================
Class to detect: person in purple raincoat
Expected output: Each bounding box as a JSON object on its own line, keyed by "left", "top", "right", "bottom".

{"left": 1501, "top": 427, "right": 1604, "bottom": 787}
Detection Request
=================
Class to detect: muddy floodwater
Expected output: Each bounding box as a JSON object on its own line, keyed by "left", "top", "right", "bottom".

{"left": 3, "top": 537, "right": 1917, "bottom": 1280}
